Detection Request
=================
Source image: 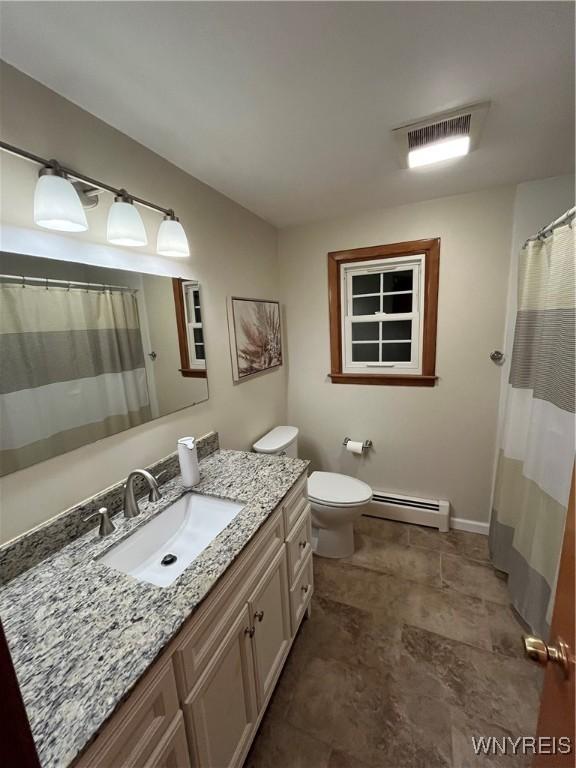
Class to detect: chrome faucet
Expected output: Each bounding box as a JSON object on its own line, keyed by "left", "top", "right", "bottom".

{"left": 123, "top": 469, "right": 162, "bottom": 519}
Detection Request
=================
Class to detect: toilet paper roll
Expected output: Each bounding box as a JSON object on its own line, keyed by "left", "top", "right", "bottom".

{"left": 345, "top": 440, "right": 364, "bottom": 455}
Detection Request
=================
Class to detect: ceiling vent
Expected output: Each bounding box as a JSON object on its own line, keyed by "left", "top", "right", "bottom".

{"left": 392, "top": 102, "right": 490, "bottom": 168}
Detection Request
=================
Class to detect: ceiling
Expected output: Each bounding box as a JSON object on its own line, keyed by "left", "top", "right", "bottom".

{"left": 0, "top": 2, "right": 574, "bottom": 227}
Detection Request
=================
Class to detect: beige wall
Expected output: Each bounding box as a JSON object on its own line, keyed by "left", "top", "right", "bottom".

{"left": 278, "top": 186, "right": 516, "bottom": 524}
{"left": 0, "top": 63, "right": 285, "bottom": 542}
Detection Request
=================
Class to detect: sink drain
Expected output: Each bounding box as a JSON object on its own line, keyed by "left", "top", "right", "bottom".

{"left": 161, "top": 553, "right": 178, "bottom": 566}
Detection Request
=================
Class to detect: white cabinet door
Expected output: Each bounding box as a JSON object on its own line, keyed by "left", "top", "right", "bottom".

{"left": 248, "top": 546, "right": 291, "bottom": 708}
{"left": 144, "top": 712, "right": 191, "bottom": 768}
{"left": 184, "top": 605, "right": 257, "bottom": 768}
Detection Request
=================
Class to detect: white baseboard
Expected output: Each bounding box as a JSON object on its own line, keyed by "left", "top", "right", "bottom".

{"left": 450, "top": 517, "right": 490, "bottom": 536}
{"left": 364, "top": 503, "right": 489, "bottom": 537}
{"left": 366, "top": 497, "right": 449, "bottom": 533}
{"left": 365, "top": 492, "right": 489, "bottom": 537}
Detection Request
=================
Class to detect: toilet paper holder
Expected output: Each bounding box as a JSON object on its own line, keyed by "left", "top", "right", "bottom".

{"left": 343, "top": 437, "right": 373, "bottom": 450}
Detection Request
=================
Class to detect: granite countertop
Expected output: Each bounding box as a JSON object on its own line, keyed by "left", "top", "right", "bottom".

{"left": 0, "top": 449, "right": 308, "bottom": 768}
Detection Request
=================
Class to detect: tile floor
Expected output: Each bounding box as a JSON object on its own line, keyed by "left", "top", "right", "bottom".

{"left": 246, "top": 517, "right": 543, "bottom": 768}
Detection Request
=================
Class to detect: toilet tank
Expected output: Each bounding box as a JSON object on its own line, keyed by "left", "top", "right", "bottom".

{"left": 253, "top": 426, "right": 299, "bottom": 458}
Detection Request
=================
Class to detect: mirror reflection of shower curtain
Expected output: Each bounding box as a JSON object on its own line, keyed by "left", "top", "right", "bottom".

{"left": 490, "top": 221, "right": 575, "bottom": 638}
{"left": 0, "top": 283, "right": 151, "bottom": 476}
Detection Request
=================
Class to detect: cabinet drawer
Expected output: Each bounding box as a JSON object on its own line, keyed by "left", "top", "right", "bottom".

{"left": 282, "top": 475, "right": 308, "bottom": 534}
{"left": 144, "top": 711, "right": 190, "bottom": 768}
{"left": 75, "top": 659, "right": 179, "bottom": 768}
{"left": 286, "top": 505, "right": 312, "bottom": 585}
{"left": 289, "top": 552, "right": 313, "bottom": 635}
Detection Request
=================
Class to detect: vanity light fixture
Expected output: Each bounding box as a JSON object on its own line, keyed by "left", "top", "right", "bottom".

{"left": 34, "top": 162, "right": 88, "bottom": 232}
{"left": 107, "top": 190, "right": 148, "bottom": 247}
{"left": 1, "top": 140, "right": 190, "bottom": 257}
{"left": 157, "top": 212, "right": 190, "bottom": 258}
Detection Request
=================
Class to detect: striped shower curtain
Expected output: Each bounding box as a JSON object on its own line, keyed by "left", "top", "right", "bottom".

{"left": 490, "top": 221, "right": 575, "bottom": 637}
{"left": 0, "top": 283, "right": 151, "bottom": 476}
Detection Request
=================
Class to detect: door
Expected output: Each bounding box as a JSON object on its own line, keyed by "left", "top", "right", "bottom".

{"left": 185, "top": 605, "right": 257, "bottom": 768}
{"left": 528, "top": 468, "right": 575, "bottom": 766}
{"left": 248, "top": 546, "right": 291, "bottom": 708}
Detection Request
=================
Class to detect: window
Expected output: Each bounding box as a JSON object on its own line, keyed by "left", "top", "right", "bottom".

{"left": 183, "top": 281, "right": 206, "bottom": 370}
{"left": 172, "top": 278, "right": 208, "bottom": 378}
{"left": 328, "top": 239, "right": 439, "bottom": 386}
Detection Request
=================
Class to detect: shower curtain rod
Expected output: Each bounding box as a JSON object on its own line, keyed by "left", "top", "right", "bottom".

{"left": 526, "top": 206, "right": 575, "bottom": 246}
{"left": 0, "top": 273, "right": 137, "bottom": 293}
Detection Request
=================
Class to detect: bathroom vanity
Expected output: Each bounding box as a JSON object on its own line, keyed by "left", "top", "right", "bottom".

{"left": 0, "top": 445, "right": 312, "bottom": 768}
{"left": 77, "top": 471, "right": 312, "bottom": 768}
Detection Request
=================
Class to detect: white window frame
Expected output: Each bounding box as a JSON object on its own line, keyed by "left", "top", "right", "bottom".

{"left": 340, "top": 254, "right": 425, "bottom": 376}
{"left": 182, "top": 281, "right": 206, "bottom": 371}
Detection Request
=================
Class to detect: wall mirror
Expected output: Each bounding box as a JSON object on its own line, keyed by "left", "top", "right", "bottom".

{"left": 0, "top": 252, "right": 209, "bottom": 477}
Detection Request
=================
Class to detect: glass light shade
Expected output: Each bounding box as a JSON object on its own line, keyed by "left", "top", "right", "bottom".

{"left": 408, "top": 136, "right": 470, "bottom": 168}
{"left": 107, "top": 200, "right": 148, "bottom": 246}
{"left": 157, "top": 218, "right": 190, "bottom": 258}
{"left": 34, "top": 174, "right": 88, "bottom": 232}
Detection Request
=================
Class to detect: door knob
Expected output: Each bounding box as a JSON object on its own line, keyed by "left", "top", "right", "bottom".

{"left": 523, "top": 635, "right": 571, "bottom": 679}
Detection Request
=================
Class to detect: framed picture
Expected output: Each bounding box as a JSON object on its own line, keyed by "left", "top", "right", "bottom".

{"left": 227, "top": 296, "right": 282, "bottom": 382}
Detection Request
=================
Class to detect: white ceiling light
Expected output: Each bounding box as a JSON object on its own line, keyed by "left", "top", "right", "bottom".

{"left": 34, "top": 164, "right": 88, "bottom": 232}
{"left": 157, "top": 212, "right": 190, "bottom": 258}
{"left": 107, "top": 191, "right": 148, "bottom": 246}
{"left": 408, "top": 136, "right": 471, "bottom": 168}
{"left": 393, "top": 102, "right": 490, "bottom": 170}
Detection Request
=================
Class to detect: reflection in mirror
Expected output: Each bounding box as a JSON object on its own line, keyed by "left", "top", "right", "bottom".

{"left": 0, "top": 252, "right": 209, "bottom": 477}
{"left": 172, "top": 278, "right": 207, "bottom": 377}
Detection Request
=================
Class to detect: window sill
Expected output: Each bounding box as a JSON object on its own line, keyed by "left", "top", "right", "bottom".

{"left": 179, "top": 368, "right": 208, "bottom": 379}
{"left": 329, "top": 373, "right": 437, "bottom": 387}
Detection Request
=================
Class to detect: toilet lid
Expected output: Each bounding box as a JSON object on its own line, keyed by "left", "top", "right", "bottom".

{"left": 308, "top": 472, "right": 373, "bottom": 507}
{"left": 253, "top": 426, "right": 298, "bottom": 454}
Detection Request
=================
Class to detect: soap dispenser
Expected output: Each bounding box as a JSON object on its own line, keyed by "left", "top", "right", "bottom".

{"left": 178, "top": 437, "right": 200, "bottom": 488}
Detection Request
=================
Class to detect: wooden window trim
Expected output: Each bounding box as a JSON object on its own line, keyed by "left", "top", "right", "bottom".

{"left": 172, "top": 278, "right": 208, "bottom": 379}
{"left": 328, "top": 238, "right": 440, "bottom": 386}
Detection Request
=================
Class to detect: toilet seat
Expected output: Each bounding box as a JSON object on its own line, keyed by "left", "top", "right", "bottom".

{"left": 308, "top": 471, "right": 372, "bottom": 508}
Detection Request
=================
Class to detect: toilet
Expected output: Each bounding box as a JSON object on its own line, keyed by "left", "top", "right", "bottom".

{"left": 307, "top": 471, "right": 372, "bottom": 558}
{"left": 252, "top": 426, "right": 373, "bottom": 559}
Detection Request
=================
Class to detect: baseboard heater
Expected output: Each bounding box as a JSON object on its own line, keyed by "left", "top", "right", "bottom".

{"left": 366, "top": 491, "right": 450, "bottom": 532}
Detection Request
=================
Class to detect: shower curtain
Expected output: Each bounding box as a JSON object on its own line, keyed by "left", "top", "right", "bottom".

{"left": 490, "top": 220, "right": 575, "bottom": 638}
{"left": 0, "top": 282, "right": 151, "bottom": 476}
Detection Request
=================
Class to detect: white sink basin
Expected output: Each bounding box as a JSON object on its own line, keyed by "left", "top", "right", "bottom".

{"left": 99, "top": 493, "right": 244, "bottom": 588}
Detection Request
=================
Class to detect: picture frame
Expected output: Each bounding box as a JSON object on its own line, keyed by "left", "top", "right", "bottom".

{"left": 227, "top": 296, "right": 282, "bottom": 382}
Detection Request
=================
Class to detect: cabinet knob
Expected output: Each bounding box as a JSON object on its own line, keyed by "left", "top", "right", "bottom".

{"left": 301, "top": 584, "right": 310, "bottom": 595}
{"left": 254, "top": 610, "right": 264, "bottom": 622}
{"left": 299, "top": 541, "right": 307, "bottom": 549}
{"left": 244, "top": 626, "right": 255, "bottom": 638}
